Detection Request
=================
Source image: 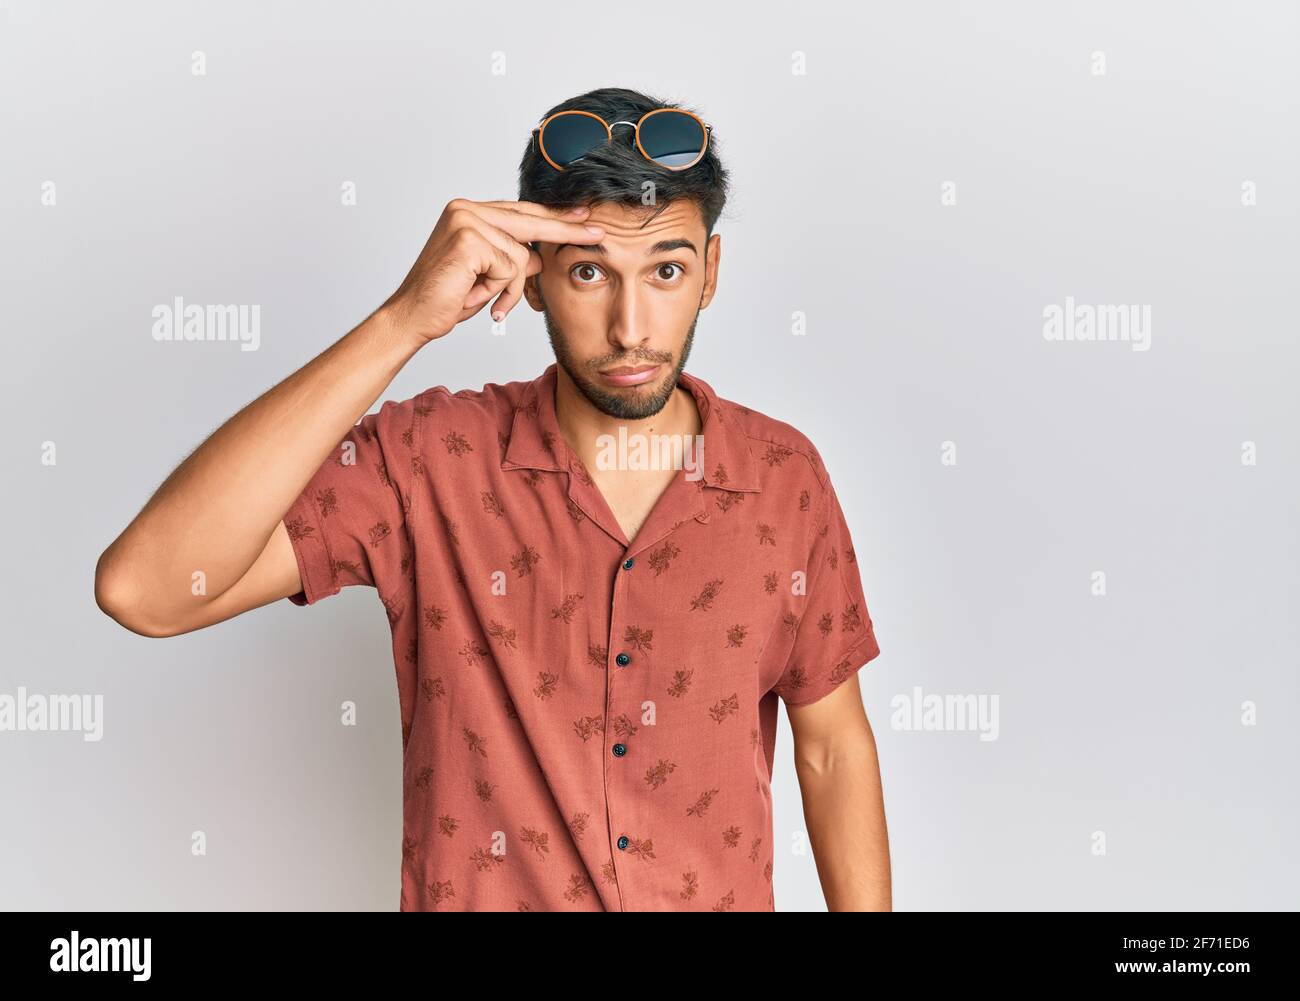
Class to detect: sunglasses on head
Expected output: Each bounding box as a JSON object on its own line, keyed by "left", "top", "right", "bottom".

{"left": 532, "top": 108, "right": 712, "bottom": 171}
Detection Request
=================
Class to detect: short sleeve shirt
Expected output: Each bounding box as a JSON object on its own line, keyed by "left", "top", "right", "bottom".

{"left": 282, "top": 362, "right": 881, "bottom": 911}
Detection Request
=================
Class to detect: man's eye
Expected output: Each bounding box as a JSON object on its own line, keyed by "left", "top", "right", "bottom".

{"left": 655, "top": 263, "right": 684, "bottom": 282}
{"left": 572, "top": 263, "right": 604, "bottom": 283}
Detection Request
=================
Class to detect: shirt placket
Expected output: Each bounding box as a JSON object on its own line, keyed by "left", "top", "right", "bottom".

{"left": 566, "top": 466, "right": 708, "bottom": 911}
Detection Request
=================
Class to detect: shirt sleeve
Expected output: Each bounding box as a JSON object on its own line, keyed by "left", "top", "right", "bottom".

{"left": 281, "top": 396, "right": 419, "bottom": 607}
{"left": 771, "top": 466, "right": 881, "bottom": 707}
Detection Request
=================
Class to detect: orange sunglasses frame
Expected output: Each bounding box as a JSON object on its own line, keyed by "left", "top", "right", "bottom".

{"left": 532, "top": 108, "right": 712, "bottom": 172}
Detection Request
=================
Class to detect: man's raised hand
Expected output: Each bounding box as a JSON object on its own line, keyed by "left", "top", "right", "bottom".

{"left": 382, "top": 199, "right": 604, "bottom": 344}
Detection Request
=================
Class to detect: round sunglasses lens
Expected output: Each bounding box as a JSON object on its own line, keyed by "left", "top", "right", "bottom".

{"left": 542, "top": 115, "right": 608, "bottom": 166}
{"left": 638, "top": 112, "right": 706, "bottom": 167}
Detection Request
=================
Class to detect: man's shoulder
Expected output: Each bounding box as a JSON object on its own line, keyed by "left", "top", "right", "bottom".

{"left": 358, "top": 375, "right": 536, "bottom": 473}
{"left": 411, "top": 376, "right": 533, "bottom": 422}
{"left": 714, "top": 391, "right": 831, "bottom": 489}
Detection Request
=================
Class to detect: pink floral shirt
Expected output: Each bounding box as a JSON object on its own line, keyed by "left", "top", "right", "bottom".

{"left": 283, "top": 363, "right": 880, "bottom": 911}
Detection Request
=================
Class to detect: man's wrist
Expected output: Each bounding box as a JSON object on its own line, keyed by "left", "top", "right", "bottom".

{"left": 361, "top": 300, "right": 431, "bottom": 365}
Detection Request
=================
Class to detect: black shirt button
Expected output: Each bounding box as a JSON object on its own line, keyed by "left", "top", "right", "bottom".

{"left": 622, "top": 557, "right": 635, "bottom": 570}
{"left": 615, "top": 652, "right": 630, "bottom": 667}
{"left": 612, "top": 743, "right": 626, "bottom": 756}
{"left": 617, "top": 835, "right": 629, "bottom": 850}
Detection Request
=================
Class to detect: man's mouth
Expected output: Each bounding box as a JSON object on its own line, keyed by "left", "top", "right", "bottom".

{"left": 597, "top": 363, "right": 663, "bottom": 387}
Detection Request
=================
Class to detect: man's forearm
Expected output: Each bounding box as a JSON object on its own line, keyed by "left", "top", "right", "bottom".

{"left": 96, "top": 305, "right": 423, "bottom": 628}
{"left": 795, "top": 729, "right": 893, "bottom": 911}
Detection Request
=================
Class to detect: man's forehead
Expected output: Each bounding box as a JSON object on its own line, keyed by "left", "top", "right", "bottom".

{"left": 545, "top": 200, "right": 705, "bottom": 256}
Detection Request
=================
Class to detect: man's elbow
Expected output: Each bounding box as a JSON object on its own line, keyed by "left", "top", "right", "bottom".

{"left": 94, "top": 550, "right": 181, "bottom": 638}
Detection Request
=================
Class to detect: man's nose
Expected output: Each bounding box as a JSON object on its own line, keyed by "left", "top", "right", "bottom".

{"left": 606, "top": 286, "right": 647, "bottom": 350}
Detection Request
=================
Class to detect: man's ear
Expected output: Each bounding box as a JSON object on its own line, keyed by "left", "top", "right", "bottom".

{"left": 522, "top": 273, "right": 544, "bottom": 312}
{"left": 699, "top": 232, "right": 722, "bottom": 310}
{"left": 520, "top": 238, "right": 546, "bottom": 312}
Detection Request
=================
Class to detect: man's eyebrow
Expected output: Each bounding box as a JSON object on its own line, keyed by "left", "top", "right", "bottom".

{"left": 550, "top": 238, "right": 699, "bottom": 257}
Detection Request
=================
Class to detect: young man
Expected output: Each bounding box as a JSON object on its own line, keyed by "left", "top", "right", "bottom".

{"left": 95, "top": 87, "right": 890, "bottom": 912}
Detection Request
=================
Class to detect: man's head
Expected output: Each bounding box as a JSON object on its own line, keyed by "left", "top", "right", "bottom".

{"left": 518, "top": 87, "right": 730, "bottom": 420}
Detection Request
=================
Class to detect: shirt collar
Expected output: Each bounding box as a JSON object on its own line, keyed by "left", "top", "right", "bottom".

{"left": 502, "top": 363, "right": 761, "bottom": 493}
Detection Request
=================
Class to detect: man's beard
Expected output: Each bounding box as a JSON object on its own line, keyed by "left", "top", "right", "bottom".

{"left": 542, "top": 307, "right": 699, "bottom": 421}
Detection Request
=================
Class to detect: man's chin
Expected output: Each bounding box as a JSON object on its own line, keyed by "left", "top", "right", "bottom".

{"left": 574, "top": 369, "right": 678, "bottom": 421}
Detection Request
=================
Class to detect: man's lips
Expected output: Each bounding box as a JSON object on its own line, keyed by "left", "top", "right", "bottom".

{"left": 598, "top": 363, "right": 662, "bottom": 386}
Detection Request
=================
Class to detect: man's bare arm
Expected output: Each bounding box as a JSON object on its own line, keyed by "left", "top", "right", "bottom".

{"left": 788, "top": 681, "right": 892, "bottom": 911}
{"left": 94, "top": 199, "right": 604, "bottom": 637}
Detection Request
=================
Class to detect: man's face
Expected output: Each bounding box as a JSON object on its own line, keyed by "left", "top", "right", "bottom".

{"left": 523, "top": 199, "right": 721, "bottom": 420}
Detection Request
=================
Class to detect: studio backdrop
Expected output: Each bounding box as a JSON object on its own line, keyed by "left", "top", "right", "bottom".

{"left": 1, "top": 0, "right": 1296, "bottom": 909}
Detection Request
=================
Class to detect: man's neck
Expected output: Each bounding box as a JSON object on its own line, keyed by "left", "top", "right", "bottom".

{"left": 553, "top": 366, "right": 701, "bottom": 474}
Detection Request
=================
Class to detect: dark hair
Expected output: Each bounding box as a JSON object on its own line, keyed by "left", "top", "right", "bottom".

{"left": 517, "top": 86, "right": 729, "bottom": 238}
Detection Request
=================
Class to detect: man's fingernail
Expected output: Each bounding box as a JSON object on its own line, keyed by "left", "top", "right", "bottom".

{"left": 585, "top": 226, "right": 604, "bottom": 235}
